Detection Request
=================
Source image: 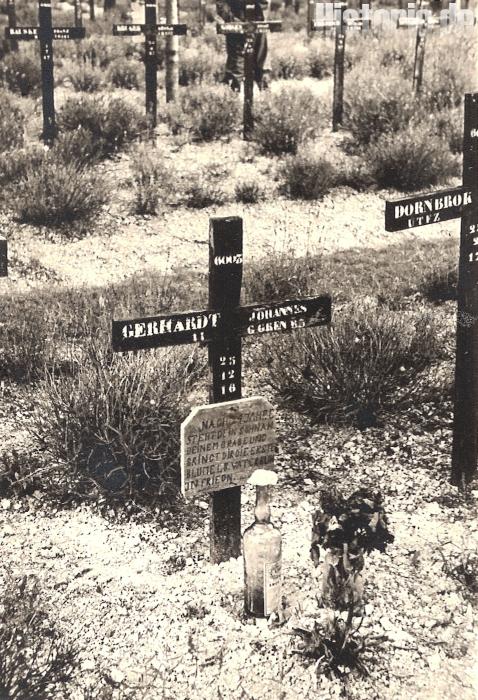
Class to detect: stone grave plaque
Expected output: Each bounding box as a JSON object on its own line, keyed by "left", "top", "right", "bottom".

{"left": 181, "top": 397, "right": 275, "bottom": 499}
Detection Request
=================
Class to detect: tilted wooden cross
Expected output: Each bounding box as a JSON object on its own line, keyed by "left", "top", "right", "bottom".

{"left": 397, "top": 10, "right": 442, "bottom": 94}
{"left": 113, "top": 1, "right": 187, "bottom": 128}
{"left": 310, "top": 2, "right": 369, "bottom": 131}
{"left": 112, "top": 217, "right": 332, "bottom": 562}
{"left": 0, "top": 237, "right": 7, "bottom": 278}
{"left": 216, "top": 5, "right": 282, "bottom": 140}
{"left": 4, "top": 0, "right": 85, "bottom": 145}
{"left": 385, "top": 92, "right": 478, "bottom": 486}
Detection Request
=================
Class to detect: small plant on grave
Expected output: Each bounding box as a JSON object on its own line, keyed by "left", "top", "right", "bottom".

{"left": 253, "top": 86, "right": 324, "bottom": 155}
{"left": 234, "top": 180, "right": 265, "bottom": 204}
{"left": 279, "top": 153, "right": 339, "bottom": 200}
{"left": 10, "top": 156, "right": 109, "bottom": 228}
{"left": 310, "top": 488, "right": 394, "bottom": 610}
{"left": 416, "top": 264, "right": 458, "bottom": 304}
{"left": 365, "top": 125, "right": 460, "bottom": 192}
{"left": 178, "top": 46, "right": 222, "bottom": 86}
{"left": 0, "top": 89, "right": 24, "bottom": 153}
{"left": 270, "top": 40, "right": 310, "bottom": 80}
{"left": 440, "top": 545, "right": 478, "bottom": 603}
{"left": 57, "top": 95, "right": 149, "bottom": 158}
{"left": 293, "top": 606, "right": 380, "bottom": 679}
{"left": 165, "top": 84, "right": 241, "bottom": 142}
{"left": 244, "top": 248, "right": 319, "bottom": 303}
{"left": 0, "top": 575, "right": 78, "bottom": 699}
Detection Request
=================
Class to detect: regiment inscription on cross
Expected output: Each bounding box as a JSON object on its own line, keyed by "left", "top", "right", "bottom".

{"left": 216, "top": 7, "right": 282, "bottom": 139}
{"left": 5, "top": 0, "right": 85, "bottom": 145}
{"left": 112, "top": 217, "right": 332, "bottom": 563}
{"left": 385, "top": 93, "right": 478, "bottom": 486}
{"left": 113, "top": 1, "right": 187, "bottom": 127}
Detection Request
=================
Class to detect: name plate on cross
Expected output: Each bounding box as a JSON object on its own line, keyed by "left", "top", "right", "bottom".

{"left": 385, "top": 187, "right": 473, "bottom": 231}
{"left": 181, "top": 397, "right": 275, "bottom": 499}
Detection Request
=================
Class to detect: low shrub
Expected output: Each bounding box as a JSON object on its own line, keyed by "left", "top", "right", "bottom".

{"left": 79, "top": 35, "right": 137, "bottom": 69}
{"left": 416, "top": 265, "right": 458, "bottom": 303}
{"left": 244, "top": 247, "right": 319, "bottom": 303}
{"left": 307, "top": 40, "right": 335, "bottom": 79}
{"left": 344, "top": 67, "right": 420, "bottom": 147}
{"left": 234, "top": 180, "right": 265, "bottom": 204}
{"left": 58, "top": 95, "right": 149, "bottom": 157}
{"left": 165, "top": 85, "right": 240, "bottom": 141}
{"left": 130, "top": 145, "right": 173, "bottom": 214}
{"left": 178, "top": 46, "right": 222, "bottom": 86}
{"left": 51, "top": 127, "right": 103, "bottom": 167}
{"left": 261, "top": 303, "right": 441, "bottom": 427}
{"left": 10, "top": 157, "right": 109, "bottom": 227}
{"left": 434, "top": 107, "right": 464, "bottom": 154}
{"left": 279, "top": 153, "right": 339, "bottom": 200}
{"left": 0, "top": 147, "right": 44, "bottom": 189}
{"left": 0, "top": 89, "right": 24, "bottom": 152}
{"left": 0, "top": 49, "right": 41, "bottom": 96}
{"left": 36, "top": 342, "right": 203, "bottom": 499}
{"left": 365, "top": 125, "right": 459, "bottom": 191}
{"left": 181, "top": 175, "right": 227, "bottom": 208}
{"left": 0, "top": 575, "right": 77, "bottom": 699}
{"left": 64, "top": 63, "right": 104, "bottom": 92}
{"left": 107, "top": 57, "right": 143, "bottom": 89}
{"left": 253, "top": 86, "right": 324, "bottom": 155}
{"left": 270, "top": 42, "right": 310, "bottom": 80}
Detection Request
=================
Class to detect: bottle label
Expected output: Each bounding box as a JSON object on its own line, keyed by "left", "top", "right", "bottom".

{"left": 263, "top": 560, "right": 281, "bottom": 616}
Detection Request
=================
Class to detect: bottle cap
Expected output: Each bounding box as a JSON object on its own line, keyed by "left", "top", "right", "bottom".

{"left": 247, "top": 469, "right": 278, "bottom": 487}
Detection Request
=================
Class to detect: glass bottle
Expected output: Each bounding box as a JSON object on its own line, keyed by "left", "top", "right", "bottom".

{"left": 243, "top": 470, "right": 282, "bottom": 618}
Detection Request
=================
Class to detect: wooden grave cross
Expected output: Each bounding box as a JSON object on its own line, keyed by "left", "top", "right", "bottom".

{"left": 310, "top": 2, "right": 369, "bottom": 131}
{"left": 4, "top": 0, "right": 85, "bottom": 145}
{"left": 216, "top": 4, "right": 282, "bottom": 140}
{"left": 113, "top": 1, "right": 187, "bottom": 128}
{"left": 0, "top": 237, "right": 7, "bottom": 278}
{"left": 385, "top": 92, "right": 478, "bottom": 487}
{"left": 112, "top": 216, "right": 332, "bottom": 563}
{"left": 397, "top": 8, "right": 442, "bottom": 94}
{"left": 6, "top": 0, "right": 18, "bottom": 51}
{"left": 198, "top": 0, "right": 207, "bottom": 31}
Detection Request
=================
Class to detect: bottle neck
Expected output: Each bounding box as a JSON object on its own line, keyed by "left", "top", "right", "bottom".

{"left": 254, "top": 486, "right": 271, "bottom": 523}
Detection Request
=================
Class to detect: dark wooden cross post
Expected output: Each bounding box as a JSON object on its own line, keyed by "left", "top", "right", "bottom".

{"left": 113, "top": 4, "right": 187, "bottom": 128}
{"left": 385, "top": 93, "right": 478, "bottom": 487}
{"left": 0, "top": 237, "right": 7, "bottom": 278}
{"left": 6, "top": 0, "right": 18, "bottom": 51}
{"left": 112, "top": 216, "right": 332, "bottom": 562}
{"left": 217, "top": 13, "right": 282, "bottom": 140}
{"left": 89, "top": 0, "right": 95, "bottom": 21}
{"left": 5, "top": 0, "right": 86, "bottom": 145}
{"left": 74, "top": 0, "right": 83, "bottom": 28}
{"left": 397, "top": 12, "right": 441, "bottom": 95}
{"left": 311, "top": 2, "right": 348, "bottom": 131}
{"left": 199, "top": 0, "right": 207, "bottom": 30}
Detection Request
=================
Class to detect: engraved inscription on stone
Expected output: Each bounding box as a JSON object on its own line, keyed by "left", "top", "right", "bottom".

{"left": 181, "top": 397, "right": 275, "bottom": 499}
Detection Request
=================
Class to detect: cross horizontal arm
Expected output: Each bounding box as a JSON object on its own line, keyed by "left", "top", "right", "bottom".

{"left": 113, "top": 23, "right": 187, "bottom": 36}
{"left": 6, "top": 26, "right": 85, "bottom": 39}
{"left": 216, "top": 20, "right": 282, "bottom": 35}
{"left": 385, "top": 186, "right": 472, "bottom": 232}
{"left": 112, "top": 295, "right": 332, "bottom": 353}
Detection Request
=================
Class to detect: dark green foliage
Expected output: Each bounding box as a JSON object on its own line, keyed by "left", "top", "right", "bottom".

{"left": 37, "top": 341, "right": 204, "bottom": 499}
{"left": 0, "top": 576, "right": 77, "bottom": 699}
{"left": 262, "top": 304, "right": 441, "bottom": 427}
{"left": 107, "top": 57, "right": 142, "bottom": 89}
{"left": 0, "top": 50, "right": 41, "bottom": 96}
{"left": 234, "top": 180, "right": 264, "bottom": 204}
{"left": 58, "top": 95, "right": 149, "bottom": 158}
{"left": 293, "top": 609, "right": 376, "bottom": 679}
{"left": 253, "top": 86, "right": 324, "bottom": 155}
{"left": 10, "top": 157, "right": 109, "bottom": 227}
{"left": 165, "top": 85, "right": 241, "bottom": 141}
{"left": 366, "top": 126, "right": 460, "bottom": 192}
{"left": 279, "top": 153, "right": 339, "bottom": 199}
{"left": 0, "top": 89, "right": 24, "bottom": 153}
